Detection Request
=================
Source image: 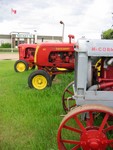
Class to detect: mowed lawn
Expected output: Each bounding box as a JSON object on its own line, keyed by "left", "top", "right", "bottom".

{"left": 0, "top": 60, "right": 74, "bottom": 150}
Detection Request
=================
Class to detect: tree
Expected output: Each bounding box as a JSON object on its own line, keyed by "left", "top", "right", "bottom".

{"left": 101, "top": 29, "right": 113, "bottom": 39}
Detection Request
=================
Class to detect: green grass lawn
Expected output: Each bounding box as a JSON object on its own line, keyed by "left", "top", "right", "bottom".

{"left": 0, "top": 60, "right": 74, "bottom": 150}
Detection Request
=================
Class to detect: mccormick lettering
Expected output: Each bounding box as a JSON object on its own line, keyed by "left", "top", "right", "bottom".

{"left": 92, "top": 47, "right": 113, "bottom": 52}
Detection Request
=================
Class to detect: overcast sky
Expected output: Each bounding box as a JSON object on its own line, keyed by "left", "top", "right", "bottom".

{"left": 0, "top": 0, "right": 113, "bottom": 41}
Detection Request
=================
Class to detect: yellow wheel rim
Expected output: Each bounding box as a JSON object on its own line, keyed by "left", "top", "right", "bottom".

{"left": 16, "top": 62, "right": 26, "bottom": 72}
{"left": 32, "top": 75, "right": 47, "bottom": 90}
{"left": 29, "top": 66, "right": 32, "bottom": 70}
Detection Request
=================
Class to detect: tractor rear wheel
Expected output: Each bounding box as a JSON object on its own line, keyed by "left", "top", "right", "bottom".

{"left": 51, "top": 75, "right": 56, "bottom": 81}
{"left": 62, "top": 81, "right": 75, "bottom": 113}
{"left": 57, "top": 104, "right": 113, "bottom": 150}
{"left": 29, "top": 65, "right": 35, "bottom": 70}
{"left": 28, "top": 70, "right": 52, "bottom": 90}
{"left": 14, "top": 60, "right": 29, "bottom": 72}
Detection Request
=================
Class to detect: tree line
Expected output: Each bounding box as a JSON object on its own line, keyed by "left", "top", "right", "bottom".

{"left": 101, "top": 28, "right": 113, "bottom": 39}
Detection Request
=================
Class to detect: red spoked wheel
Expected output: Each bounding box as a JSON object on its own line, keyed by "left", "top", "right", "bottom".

{"left": 57, "top": 104, "right": 113, "bottom": 150}
{"left": 62, "top": 81, "right": 76, "bottom": 113}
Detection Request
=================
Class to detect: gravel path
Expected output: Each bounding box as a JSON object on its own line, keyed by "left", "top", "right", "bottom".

{"left": 0, "top": 53, "right": 18, "bottom": 60}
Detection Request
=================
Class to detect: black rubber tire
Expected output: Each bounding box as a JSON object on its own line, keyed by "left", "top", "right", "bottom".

{"left": 28, "top": 70, "right": 52, "bottom": 90}
{"left": 29, "top": 65, "right": 35, "bottom": 70}
{"left": 31, "top": 65, "right": 35, "bottom": 70}
{"left": 14, "top": 60, "right": 29, "bottom": 72}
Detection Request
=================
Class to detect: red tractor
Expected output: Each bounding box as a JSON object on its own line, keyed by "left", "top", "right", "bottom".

{"left": 14, "top": 44, "right": 37, "bottom": 72}
{"left": 28, "top": 35, "right": 75, "bottom": 90}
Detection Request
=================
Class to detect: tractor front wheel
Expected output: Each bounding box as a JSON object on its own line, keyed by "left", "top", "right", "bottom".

{"left": 62, "top": 81, "right": 75, "bottom": 113}
{"left": 28, "top": 70, "right": 52, "bottom": 90}
{"left": 14, "top": 60, "right": 29, "bottom": 72}
{"left": 57, "top": 104, "right": 113, "bottom": 150}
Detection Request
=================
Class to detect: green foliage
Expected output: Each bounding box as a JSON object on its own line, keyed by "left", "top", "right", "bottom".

{"left": 102, "top": 29, "right": 113, "bottom": 39}
{"left": 0, "top": 60, "right": 74, "bottom": 150}
{"left": 0, "top": 43, "right": 11, "bottom": 48}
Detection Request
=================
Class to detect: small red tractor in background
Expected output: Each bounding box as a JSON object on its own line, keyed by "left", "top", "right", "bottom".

{"left": 14, "top": 44, "right": 37, "bottom": 72}
{"left": 28, "top": 35, "right": 75, "bottom": 90}
{"left": 57, "top": 38, "right": 113, "bottom": 150}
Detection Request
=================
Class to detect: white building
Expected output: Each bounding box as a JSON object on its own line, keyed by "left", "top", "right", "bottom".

{"left": 0, "top": 32, "right": 62, "bottom": 48}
